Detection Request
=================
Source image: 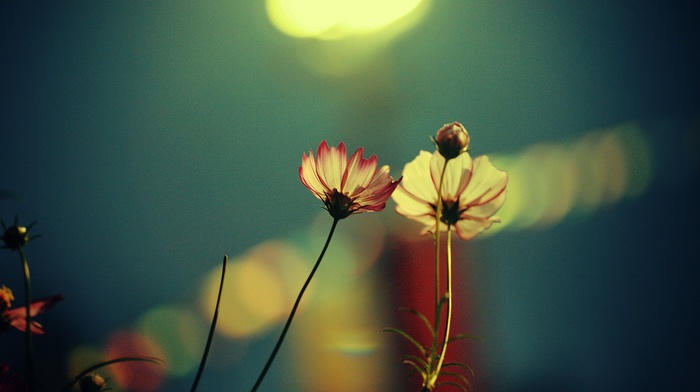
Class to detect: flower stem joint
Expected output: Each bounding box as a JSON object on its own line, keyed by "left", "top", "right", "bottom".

{"left": 432, "top": 122, "right": 470, "bottom": 160}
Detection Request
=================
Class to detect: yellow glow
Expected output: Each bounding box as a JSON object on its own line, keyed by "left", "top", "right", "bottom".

{"left": 573, "top": 133, "right": 609, "bottom": 212}
{"left": 535, "top": 145, "right": 578, "bottom": 226}
{"left": 200, "top": 240, "right": 309, "bottom": 338}
{"left": 341, "top": 0, "right": 421, "bottom": 30}
{"left": 267, "top": 0, "right": 337, "bottom": 38}
{"left": 236, "top": 260, "right": 287, "bottom": 319}
{"left": 266, "top": 0, "right": 424, "bottom": 40}
{"left": 293, "top": 276, "right": 393, "bottom": 391}
{"left": 487, "top": 122, "right": 653, "bottom": 233}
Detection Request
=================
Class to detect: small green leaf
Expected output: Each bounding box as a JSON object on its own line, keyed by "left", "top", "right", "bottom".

{"left": 400, "top": 357, "right": 430, "bottom": 385}
{"left": 401, "top": 359, "right": 426, "bottom": 378}
{"left": 440, "top": 370, "right": 472, "bottom": 388}
{"left": 382, "top": 327, "right": 427, "bottom": 356}
{"left": 399, "top": 307, "right": 436, "bottom": 337}
{"left": 442, "top": 361, "right": 475, "bottom": 377}
{"left": 400, "top": 354, "right": 428, "bottom": 370}
{"left": 447, "top": 333, "right": 481, "bottom": 344}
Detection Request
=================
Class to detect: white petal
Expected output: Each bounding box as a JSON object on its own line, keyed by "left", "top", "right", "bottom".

{"left": 463, "top": 188, "right": 507, "bottom": 218}
{"left": 460, "top": 155, "right": 508, "bottom": 207}
{"left": 393, "top": 186, "right": 435, "bottom": 217}
{"left": 440, "top": 152, "right": 473, "bottom": 201}
{"left": 399, "top": 151, "right": 438, "bottom": 205}
{"left": 453, "top": 216, "right": 495, "bottom": 240}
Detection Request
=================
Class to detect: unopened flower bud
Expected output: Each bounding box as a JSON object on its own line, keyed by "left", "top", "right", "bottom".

{"left": 79, "top": 373, "right": 107, "bottom": 392}
{"left": 433, "top": 122, "right": 470, "bottom": 160}
{"left": 1, "top": 218, "right": 38, "bottom": 251}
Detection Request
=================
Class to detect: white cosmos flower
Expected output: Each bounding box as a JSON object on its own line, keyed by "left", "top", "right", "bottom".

{"left": 392, "top": 150, "right": 508, "bottom": 240}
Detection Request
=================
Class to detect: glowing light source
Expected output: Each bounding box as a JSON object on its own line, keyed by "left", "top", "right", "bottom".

{"left": 266, "top": 0, "right": 425, "bottom": 40}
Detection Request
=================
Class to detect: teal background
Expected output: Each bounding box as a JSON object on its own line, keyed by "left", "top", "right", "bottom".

{"left": 1, "top": 1, "right": 698, "bottom": 391}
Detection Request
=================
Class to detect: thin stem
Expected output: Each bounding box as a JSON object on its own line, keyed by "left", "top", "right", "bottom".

{"left": 429, "top": 159, "right": 449, "bottom": 376}
{"left": 18, "top": 246, "right": 34, "bottom": 392}
{"left": 250, "top": 218, "right": 340, "bottom": 392}
{"left": 433, "top": 228, "right": 454, "bottom": 384}
{"left": 190, "top": 255, "right": 228, "bottom": 392}
{"left": 434, "top": 159, "right": 448, "bottom": 310}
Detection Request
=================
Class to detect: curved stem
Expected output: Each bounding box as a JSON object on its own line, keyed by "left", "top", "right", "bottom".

{"left": 250, "top": 218, "right": 340, "bottom": 392}
{"left": 433, "top": 228, "right": 454, "bottom": 383}
{"left": 18, "top": 246, "right": 34, "bottom": 392}
{"left": 190, "top": 255, "right": 228, "bottom": 392}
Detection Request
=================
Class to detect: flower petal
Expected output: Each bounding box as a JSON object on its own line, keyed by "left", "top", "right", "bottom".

{"left": 300, "top": 141, "right": 399, "bottom": 218}
{"left": 453, "top": 216, "right": 497, "bottom": 240}
{"left": 6, "top": 294, "right": 63, "bottom": 335}
{"left": 316, "top": 141, "right": 347, "bottom": 191}
{"left": 439, "top": 152, "right": 473, "bottom": 201}
{"left": 8, "top": 316, "right": 45, "bottom": 335}
{"left": 397, "top": 151, "right": 438, "bottom": 205}
{"left": 299, "top": 149, "right": 327, "bottom": 201}
{"left": 393, "top": 185, "right": 434, "bottom": 218}
{"left": 462, "top": 187, "right": 507, "bottom": 219}
{"left": 354, "top": 170, "right": 400, "bottom": 213}
{"left": 394, "top": 141, "right": 508, "bottom": 240}
{"left": 343, "top": 148, "right": 378, "bottom": 197}
{"left": 460, "top": 155, "right": 508, "bottom": 207}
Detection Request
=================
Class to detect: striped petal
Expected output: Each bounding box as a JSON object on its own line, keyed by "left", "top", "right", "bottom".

{"left": 300, "top": 141, "right": 400, "bottom": 219}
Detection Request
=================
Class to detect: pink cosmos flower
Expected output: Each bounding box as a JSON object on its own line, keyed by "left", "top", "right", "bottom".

{"left": 0, "top": 285, "right": 63, "bottom": 335}
{"left": 392, "top": 150, "right": 508, "bottom": 240}
{"left": 300, "top": 141, "right": 401, "bottom": 220}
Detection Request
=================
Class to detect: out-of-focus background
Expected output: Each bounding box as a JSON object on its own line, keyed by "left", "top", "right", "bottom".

{"left": 1, "top": 1, "right": 698, "bottom": 391}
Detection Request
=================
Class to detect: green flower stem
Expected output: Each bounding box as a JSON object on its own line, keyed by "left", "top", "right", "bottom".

{"left": 431, "top": 228, "right": 453, "bottom": 388}
{"left": 190, "top": 255, "right": 228, "bottom": 392}
{"left": 18, "top": 246, "right": 34, "bottom": 392}
{"left": 250, "top": 218, "right": 340, "bottom": 392}
{"left": 428, "top": 159, "right": 448, "bottom": 385}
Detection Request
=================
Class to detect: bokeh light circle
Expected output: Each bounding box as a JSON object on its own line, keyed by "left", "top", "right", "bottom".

{"left": 199, "top": 240, "right": 309, "bottom": 338}
{"left": 136, "top": 305, "right": 206, "bottom": 377}
{"left": 105, "top": 330, "right": 167, "bottom": 392}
